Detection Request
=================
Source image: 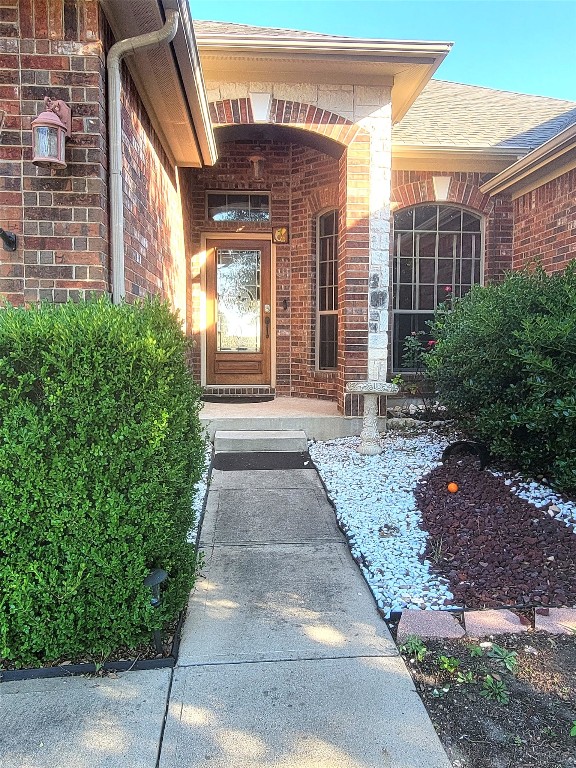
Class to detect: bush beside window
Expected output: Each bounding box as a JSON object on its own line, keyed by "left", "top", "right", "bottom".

{"left": 427, "top": 265, "right": 576, "bottom": 493}
{"left": 0, "top": 298, "right": 205, "bottom": 667}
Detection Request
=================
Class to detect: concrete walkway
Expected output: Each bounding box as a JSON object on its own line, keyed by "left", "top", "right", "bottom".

{"left": 0, "top": 462, "right": 451, "bottom": 768}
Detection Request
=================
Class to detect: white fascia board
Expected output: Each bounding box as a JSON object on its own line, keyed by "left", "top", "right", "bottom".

{"left": 480, "top": 123, "right": 576, "bottom": 195}
{"left": 393, "top": 144, "right": 529, "bottom": 156}
{"left": 196, "top": 35, "right": 453, "bottom": 60}
{"left": 162, "top": 0, "right": 218, "bottom": 166}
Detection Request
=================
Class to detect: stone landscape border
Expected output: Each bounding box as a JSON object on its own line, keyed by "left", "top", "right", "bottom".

{"left": 395, "top": 606, "right": 576, "bottom": 645}
{"left": 313, "top": 449, "right": 576, "bottom": 643}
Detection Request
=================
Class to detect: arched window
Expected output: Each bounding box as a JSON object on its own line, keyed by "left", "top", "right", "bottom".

{"left": 392, "top": 204, "right": 483, "bottom": 370}
{"left": 316, "top": 209, "right": 338, "bottom": 370}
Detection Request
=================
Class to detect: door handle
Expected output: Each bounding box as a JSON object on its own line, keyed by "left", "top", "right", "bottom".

{"left": 264, "top": 316, "right": 271, "bottom": 339}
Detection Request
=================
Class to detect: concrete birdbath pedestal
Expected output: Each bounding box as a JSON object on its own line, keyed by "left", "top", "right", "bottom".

{"left": 346, "top": 381, "right": 399, "bottom": 455}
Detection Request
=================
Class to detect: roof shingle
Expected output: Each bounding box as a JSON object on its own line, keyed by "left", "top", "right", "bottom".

{"left": 194, "top": 19, "right": 349, "bottom": 40}
{"left": 393, "top": 79, "right": 576, "bottom": 151}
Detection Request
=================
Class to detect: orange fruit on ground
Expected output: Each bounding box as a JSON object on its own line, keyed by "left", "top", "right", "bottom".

{"left": 447, "top": 482, "right": 459, "bottom": 493}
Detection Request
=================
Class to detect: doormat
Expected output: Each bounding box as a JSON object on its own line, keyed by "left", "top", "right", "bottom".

{"left": 213, "top": 451, "right": 313, "bottom": 471}
{"left": 202, "top": 396, "right": 275, "bottom": 403}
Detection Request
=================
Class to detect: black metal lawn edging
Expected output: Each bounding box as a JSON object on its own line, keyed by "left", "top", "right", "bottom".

{"left": 0, "top": 601, "right": 187, "bottom": 684}
{"left": 1, "top": 449, "right": 215, "bottom": 684}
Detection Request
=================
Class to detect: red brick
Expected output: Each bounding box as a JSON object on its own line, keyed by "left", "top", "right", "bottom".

{"left": 513, "top": 169, "right": 576, "bottom": 273}
{"left": 534, "top": 608, "right": 576, "bottom": 635}
{"left": 397, "top": 610, "right": 466, "bottom": 643}
{"left": 464, "top": 609, "right": 527, "bottom": 638}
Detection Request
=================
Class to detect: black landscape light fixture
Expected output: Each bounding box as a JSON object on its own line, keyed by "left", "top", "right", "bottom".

{"left": 144, "top": 568, "right": 168, "bottom": 607}
{"left": 144, "top": 568, "right": 168, "bottom": 653}
{"left": 0, "top": 228, "right": 17, "bottom": 251}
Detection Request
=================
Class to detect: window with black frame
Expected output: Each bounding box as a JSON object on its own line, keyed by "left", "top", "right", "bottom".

{"left": 392, "top": 204, "right": 482, "bottom": 370}
{"left": 316, "top": 210, "right": 338, "bottom": 370}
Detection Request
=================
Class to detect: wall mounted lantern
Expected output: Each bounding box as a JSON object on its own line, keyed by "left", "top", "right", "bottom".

{"left": 31, "top": 97, "right": 71, "bottom": 170}
{"left": 248, "top": 147, "right": 265, "bottom": 180}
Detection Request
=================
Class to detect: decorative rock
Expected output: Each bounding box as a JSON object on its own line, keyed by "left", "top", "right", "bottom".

{"left": 464, "top": 609, "right": 528, "bottom": 638}
{"left": 397, "top": 609, "right": 465, "bottom": 644}
{"left": 534, "top": 607, "right": 576, "bottom": 635}
{"left": 387, "top": 417, "right": 421, "bottom": 430}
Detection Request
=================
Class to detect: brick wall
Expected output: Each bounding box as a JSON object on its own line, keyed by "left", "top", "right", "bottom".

{"left": 0, "top": 0, "right": 108, "bottom": 304}
{"left": 513, "top": 169, "right": 576, "bottom": 273}
{"left": 340, "top": 132, "right": 371, "bottom": 407}
{"left": 1, "top": 0, "right": 191, "bottom": 323}
{"left": 120, "top": 68, "right": 189, "bottom": 325}
{"left": 186, "top": 139, "right": 342, "bottom": 398}
{"left": 391, "top": 170, "right": 514, "bottom": 283}
{"left": 290, "top": 143, "right": 340, "bottom": 399}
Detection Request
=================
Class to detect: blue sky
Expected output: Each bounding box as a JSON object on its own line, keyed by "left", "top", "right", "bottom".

{"left": 190, "top": 0, "right": 576, "bottom": 102}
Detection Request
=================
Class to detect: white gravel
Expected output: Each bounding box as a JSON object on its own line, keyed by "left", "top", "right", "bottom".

{"left": 492, "top": 470, "right": 576, "bottom": 533}
{"left": 188, "top": 441, "right": 212, "bottom": 544}
{"left": 309, "top": 430, "right": 456, "bottom": 617}
{"left": 309, "top": 430, "right": 576, "bottom": 617}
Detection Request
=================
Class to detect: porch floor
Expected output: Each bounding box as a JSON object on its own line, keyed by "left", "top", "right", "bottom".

{"left": 200, "top": 396, "right": 384, "bottom": 442}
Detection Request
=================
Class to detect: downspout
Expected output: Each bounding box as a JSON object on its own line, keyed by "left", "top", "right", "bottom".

{"left": 107, "top": 11, "right": 180, "bottom": 304}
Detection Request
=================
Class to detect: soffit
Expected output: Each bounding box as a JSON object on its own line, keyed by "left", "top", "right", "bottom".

{"left": 392, "top": 145, "right": 524, "bottom": 174}
{"left": 215, "top": 124, "right": 346, "bottom": 158}
{"left": 100, "top": 0, "right": 217, "bottom": 167}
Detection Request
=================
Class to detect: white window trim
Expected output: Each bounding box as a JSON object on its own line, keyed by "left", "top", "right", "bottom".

{"left": 315, "top": 208, "right": 339, "bottom": 371}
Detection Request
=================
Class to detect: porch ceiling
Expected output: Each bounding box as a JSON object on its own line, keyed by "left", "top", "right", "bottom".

{"left": 215, "top": 124, "right": 346, "bottom": 158}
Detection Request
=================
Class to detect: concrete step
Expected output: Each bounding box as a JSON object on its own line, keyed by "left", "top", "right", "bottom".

{"left": 214, "top": 429, "right": 308, "bottom": 453}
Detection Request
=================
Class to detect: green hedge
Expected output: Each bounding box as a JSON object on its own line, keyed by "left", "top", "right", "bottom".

{"left": 0, "top": 298, "right": 205, "bottom": 667}
{"left": 427, "top": 264, "right": 576, "bottom": 493}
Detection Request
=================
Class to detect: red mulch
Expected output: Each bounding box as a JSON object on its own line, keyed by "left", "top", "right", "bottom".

{"left": 415, "top": 456, "right": 576, "bottom": 609}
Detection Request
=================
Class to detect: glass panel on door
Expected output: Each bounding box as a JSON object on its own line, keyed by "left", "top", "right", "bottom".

{"left": 216, "top": 249, "right": 261, "bottom": 352}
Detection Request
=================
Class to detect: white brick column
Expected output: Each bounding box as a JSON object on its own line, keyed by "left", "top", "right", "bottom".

{"left": 358, "top": 100, "right": 392, "bottom": 382}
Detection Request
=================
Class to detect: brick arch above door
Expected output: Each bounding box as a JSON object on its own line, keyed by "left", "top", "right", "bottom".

{"left": 208, "top": 98, "right": 362, "bottom": 146}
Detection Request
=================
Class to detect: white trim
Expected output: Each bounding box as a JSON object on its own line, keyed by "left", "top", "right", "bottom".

{"left": 315, "top": 208, "right": 339, "bottom": 371}
{"left": 200, "top": 232, "right": 276, "bottom": 388}
{"left": 480, "top": 122, "right": 576, "bottom": 196}
{"left": 197, "top": 35, "right": 452, "bottom": 58}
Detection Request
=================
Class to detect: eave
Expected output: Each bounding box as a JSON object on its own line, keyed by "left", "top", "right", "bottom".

{"left": 393, "top": 144, "right": 527, "bottom": 173}
{"left": 100, "top": 0, "right": 217, "bottom": 167}
{"left": 196, "top": 34, "right": 452, "bottom": 124}
{"left": 480, "top": 123, "right": 576, "bottom": 198}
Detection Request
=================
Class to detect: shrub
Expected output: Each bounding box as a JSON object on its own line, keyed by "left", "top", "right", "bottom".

{"left": 0, "top": 297, "right": 206, "bottom": 667}
{"left": 427, "top": 264, "right": 576, "bottom": 492}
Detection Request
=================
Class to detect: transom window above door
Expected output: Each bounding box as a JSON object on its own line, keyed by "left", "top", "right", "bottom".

{"left": 392, "top": 204, "right": 483, "bottom": 371}
{"left": 207, "top": 192, "right": 270, "bottom": 222}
